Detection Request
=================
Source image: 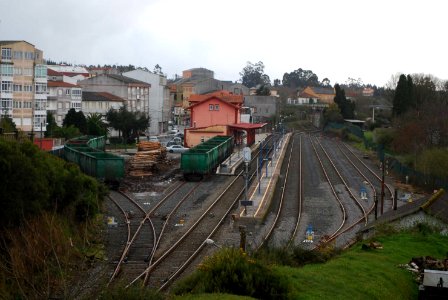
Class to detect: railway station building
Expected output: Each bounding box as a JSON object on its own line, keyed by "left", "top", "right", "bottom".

{"left": 183, "top": 91, "right": 266, "bottom": 148}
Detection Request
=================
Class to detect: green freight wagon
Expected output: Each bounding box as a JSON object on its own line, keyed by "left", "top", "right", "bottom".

{"left": 181, "top": 135, "right": 233, "bottom": 181}
{"left": 64, "top": 136, "right": 124, "bottom": 188}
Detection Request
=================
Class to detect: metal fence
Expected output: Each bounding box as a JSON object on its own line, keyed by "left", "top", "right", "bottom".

{"left": 325, "top": 122, "right": 448, "bottom": 191}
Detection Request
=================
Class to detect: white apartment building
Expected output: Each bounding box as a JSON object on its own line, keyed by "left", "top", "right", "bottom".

{"left": 0, "top": 41, "right": 47, "bottom": 134}
{"left": 123, "top": 69, "right": 171, "bottom": 135}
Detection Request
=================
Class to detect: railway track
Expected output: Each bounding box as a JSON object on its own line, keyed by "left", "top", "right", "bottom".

{"left": 107, "top": 181, "right": 203, "bottom": 287}
{"left": 257, "top": 132, "right": 302, "bottom": 249}
{"left": 129, "top": 135, "right": 279, "bottom": 291}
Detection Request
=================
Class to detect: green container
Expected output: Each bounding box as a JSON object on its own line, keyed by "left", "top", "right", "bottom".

{"left": 181, "top": 136, "right": 233, "bottom": 179}
{"left": 64, "top": 136, "right": 124, "bottom": 182}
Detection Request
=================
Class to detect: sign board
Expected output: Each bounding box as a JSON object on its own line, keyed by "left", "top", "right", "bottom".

{"left": 243, "top": 147, "right": 251, "bottom": 162}
{"left": 240, "top": 200, "right": 253, "bottom": 206}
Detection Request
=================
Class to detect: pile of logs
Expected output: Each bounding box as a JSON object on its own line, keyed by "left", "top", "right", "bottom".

{"left": 128, "top": 141, "right": 166, "bottom": 177}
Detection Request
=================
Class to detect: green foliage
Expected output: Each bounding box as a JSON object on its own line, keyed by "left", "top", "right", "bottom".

{"left": 279, "top": 229, "right": 448, "bottom": 299}
{"left": 323, "top": 103, "right": 343, "bottom": 124}
{"left": 282, "top": 68, "right": 319, "bottom": 88}
{"left": 415, "top": 148, "right": 448, "bottom": 179}
{"left": 45, "top": 111, "right": 58, "bottom": 137}
{"left": 172, "top": 248, "right": 290, "bottom": 299}
{"left": 52, "top": 125, "right": 81, "bottom": 140}
{"left": 393, "top": 74, "right": 414, "bottom": 117}
{"left": 63, "top": 108, "right": 87, "bottom": 134}
{"left": 255, "top": 84, "right": 271, "bottom": 96}
{"left": 334, "top": 84, "right": 355, "bottom": 119}
{"left": 239, "top": 61, "right": 271, "bottom": 88}
{"left": 98, "top": 283, "right": 163, "bottom": 300}
{"left": 0, "top": 139, "right": 105, "bottom": 227}
{"left": 0, "top": 115, "right": 16, "bottom": 133}
{"left": 373, "top": 127, "right": 395, "bottom": 149}
{"left": 106, "top": 105, "right": 150, "bottom": 144}
{"left": 86, "top": 113, "right": 108, "bottom": 136}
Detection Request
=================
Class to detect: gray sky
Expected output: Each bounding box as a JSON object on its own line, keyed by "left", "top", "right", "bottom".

{"left": 1, "top": 0, "right": 447, "bottom": 87}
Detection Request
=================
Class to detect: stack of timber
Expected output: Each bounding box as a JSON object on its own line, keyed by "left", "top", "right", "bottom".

{"left": 128, "top": 141, "right": 167, "bottom": 177}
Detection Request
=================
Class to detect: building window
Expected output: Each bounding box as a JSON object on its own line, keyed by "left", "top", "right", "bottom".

{"left": 58, "top": 103, "right": 62, "bottom": 109}
{"left": 1, "top": 81, "right": 12, "bottom": 92}
{"left": 214, "top": 104, "right": 219, "bottom": 111}
{"left": 34, "top": 65, "right": 47, "bottom": 78}
{"left": 23, "top": 85, "right": 33, "bottom": 92}
{"left": 24, "top": 52, "right": 34, "bottom": 60}
{"left": 65, "top": 89, "right": 71, "bottom": 95}
{"left": 13, "top": 84, "right": 22, "bottom": 92}
{"left": 209, "top": 104, "right": 214, "bottom": 111}
{"left": 13, "top": 67, "right": 22, "bottom": 75}
{"left": 1, "top": 99, "right": 12, "bottom": 109}
{"left": 35, "top": 83, "right": 47, "bottom": 94}
{"left": 13, "top": 51, "right": 23, "bottom": 60}
{"left": 0, "top": 64, "right": 13, "bottom": 76}
{"left": 1, "top": 48, "right": 12, "bottom": 60}
{"left": 71, "top": 89, "right": 81, "bottom": 97}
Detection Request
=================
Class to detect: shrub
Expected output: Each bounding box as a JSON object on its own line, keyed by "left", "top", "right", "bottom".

{"left": 172, "top": 248, "right": 290, "bottom": 299}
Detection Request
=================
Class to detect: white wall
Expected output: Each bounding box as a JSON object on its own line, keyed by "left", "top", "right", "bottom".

{"left": 124, "top": 69, "right": 170, "bottom": 135}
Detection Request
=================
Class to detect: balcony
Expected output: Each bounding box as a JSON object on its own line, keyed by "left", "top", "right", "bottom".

{"left": 35, "top": 77, "right": 47, "bottom": 83}
{"left": 35, "top": 93, "right": 47, "bottom": 100}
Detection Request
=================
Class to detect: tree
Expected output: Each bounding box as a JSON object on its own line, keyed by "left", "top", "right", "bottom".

{"left": 282, "top": 68, "right": 320, "bottom": 88}
{"left": 323, "top": 103, "right": 344, "bottom": 124}
{"left": 333, "top": 84, "right": 355, "bottom": 119}
{"left": 392, "top": 74, "right": 415, "bottom": 117}
{"left": 0, "top": 115, "right": 16, "bottom": 133}
{"left": 153, "top": 64, "right": 163, "bottom": 75}
{"left": 106, "top": 105, "right": 150, "bottom": 143}
{"left": 273, "top": 79, "right": 281, "bottom": 87}
{"left": 52, "top": 125, "right": 81, "bottom": 140}
{"left": 86, "top": 113, "right": 108, "bottom": 136}
{"left": 255, "top": 85, "right": 271, "bottom": 96}
{"left": 239, "top": 61, "right": 270, "bottom": 88}
{"left": 45, "top": 111, "right": 58, "bottom": 138}
{"left": 63, "top": 108, "right": 87, "bottom": 134}
{"left": 321, "top": 78, "right": 331, "bottom": 87}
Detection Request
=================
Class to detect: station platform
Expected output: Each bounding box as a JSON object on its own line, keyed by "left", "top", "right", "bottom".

{"left": 216, "top": 132, "right": 291, "bottom": 218}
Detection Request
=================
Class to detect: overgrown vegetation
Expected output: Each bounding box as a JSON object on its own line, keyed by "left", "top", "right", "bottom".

{"left": 172, "top": 248, "right": 290, "bottom": 299}
{"left": 0, "top": 139, "right": 107, "bottom": 227}
{"left": 0, "top": 139, "right": 107, "bottom": 298}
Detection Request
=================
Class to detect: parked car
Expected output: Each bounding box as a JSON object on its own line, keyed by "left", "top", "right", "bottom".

{"left": 175, "top": 132, "right": 184, "bottom": 139}
{"left": 149, "top": 136, "right": 159, "bottom": 142}
{"left": 166, "top": 145, "right": 189, "bottom": 153}
{"left": 169, "top": 128, "right": 179, "bottom": 134}
{"left": 166, "top": 138, "right": 182, "bottom": 147}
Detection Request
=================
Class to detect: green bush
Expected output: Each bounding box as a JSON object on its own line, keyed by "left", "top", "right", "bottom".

{"left": 0, "top": 139, "right": 106, "bottom": 227}
{"left": 172, "top": 248, "right": 290, "bottom": 299}
{"left": 98, "top": 283, "right": 163, "bottom": 300}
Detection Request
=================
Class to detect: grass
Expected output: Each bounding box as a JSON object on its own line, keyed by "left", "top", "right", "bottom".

{"left": 170, "top": 229, "right": 448, "bottom": 299}
{"left": 281, "top": 230, "right": 448, "bottom": 299}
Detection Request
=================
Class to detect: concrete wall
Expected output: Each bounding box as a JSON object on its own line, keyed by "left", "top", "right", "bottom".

{"left": 243, "top": 95, "right": 278, "bottom": 121}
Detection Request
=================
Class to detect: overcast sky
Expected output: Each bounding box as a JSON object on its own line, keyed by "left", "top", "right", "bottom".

{"left": 1, "top": 0, "right": 447, "bottom": 87}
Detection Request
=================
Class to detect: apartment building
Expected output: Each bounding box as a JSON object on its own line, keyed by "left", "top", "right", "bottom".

{"left": 0, "top": 40, "right": 47, "bottom": 134}
{"left": 78, "top": 74, "right": 150, "bottom": 113}
{"left": 123, "top": 69, "right": 171, "bottom": 135}
{"left": 47, "top": 68, "right": 82, "bottom": 126}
